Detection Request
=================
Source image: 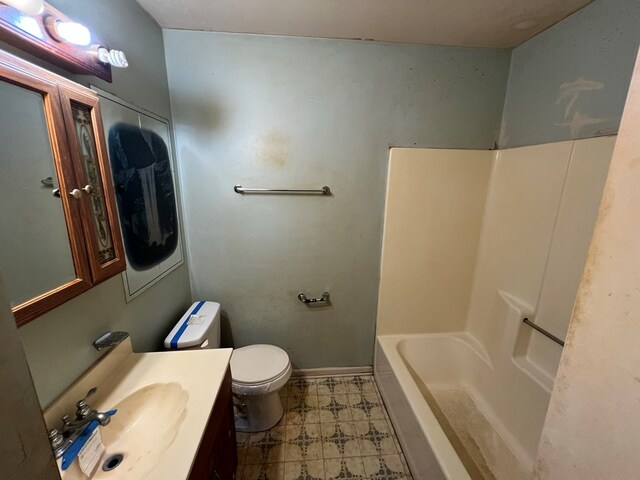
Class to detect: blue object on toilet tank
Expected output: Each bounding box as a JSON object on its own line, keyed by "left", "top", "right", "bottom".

{"left": 168, "top": 300, "right": 206, "bottom": 349}
{"left": 164, "top": 301, "right": 221, "bottom": 349}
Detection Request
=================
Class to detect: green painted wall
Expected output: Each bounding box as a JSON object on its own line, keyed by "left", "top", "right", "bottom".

{"left": 500, "top": 0, "right": 640, "bottom": 148}
{"left": 164, "top": 31, "right": 511, "bottom": 369}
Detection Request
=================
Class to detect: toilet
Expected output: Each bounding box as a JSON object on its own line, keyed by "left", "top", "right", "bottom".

{"left": 164, "top": 301, "right": 292, "bottom": 432}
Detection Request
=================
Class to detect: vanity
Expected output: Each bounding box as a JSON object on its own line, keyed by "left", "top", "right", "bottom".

{"left": 43, "top": 338, "right": 237, "bottom": 479}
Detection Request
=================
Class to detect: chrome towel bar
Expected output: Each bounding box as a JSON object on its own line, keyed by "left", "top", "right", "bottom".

{"left": 522, "top": 318, "right": 565, "bottom": 347}
{"left": 234, "top": 185, "right": 331, "bottom": 195}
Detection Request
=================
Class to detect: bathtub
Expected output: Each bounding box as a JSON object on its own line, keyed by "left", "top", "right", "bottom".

{"left": 375, "top": 333, "right": 551, "bottom": 479}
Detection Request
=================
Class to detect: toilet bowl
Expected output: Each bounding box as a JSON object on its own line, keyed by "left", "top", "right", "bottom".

{"left": 231, "top": 344, "right": 292, "bottom": 432}
{"left": 164, "top": 301, "right": 291, "bottom": 432}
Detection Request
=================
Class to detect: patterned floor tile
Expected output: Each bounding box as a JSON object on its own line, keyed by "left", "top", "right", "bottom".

{"left": 237, "top": 431, "right": 251, "bottom": 464}
{"left": 246, "top": 427, "right": 286, "bottom": 464}
{"left": 237, "top": 375, "right": 413, "bottom": 480}
{"left": 348, "top": 392, "right": 386, "bottom": 421}
{"left": 285, "top": 395, "right": 320, "bottom": 425}
{"left": 343, "top": 376, "right": 376, "bottom": 394}
{"left": 287, "top": 377, "right": 318, "bottom": 397}
{"left": 316, "top": 377, "right": 347, "bottom": 396}
{"left": 324, "top": 457, "right": 367, "bottom": 479}
{"left": 320, "top": 422, "right": 361, "bottom": 459}
{"left": 318, "top": 394, "right": 352, "bottom": 423}
{"left": 237, "top": 431, "right": 251, "bottom": 447}
{"left": 238, "top": 445, "right": 248, "bottom": 465}
{"left": 242, "top": 462, "right": 285, "bottom": 480}
{"left": 354, "top": 420, "right": 397, "bottom": 456}
{"left": 285, "top": 424, "right": 324, "bottom": 462}
{"left": 362, "top": 455, "right": 406, "bottom": 480}
{"left": 276, "top": 413, "right": 288, "bottom": 427}
{"left": 390, "top": 431, "right": 403, "bottom": 456}
{"left": 283, "top": 460, "right": 325, "bottom": 480}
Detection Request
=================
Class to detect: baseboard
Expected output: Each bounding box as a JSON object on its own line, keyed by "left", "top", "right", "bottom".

{"left": 291, "top": 366, "right": 373, "bottom": 377}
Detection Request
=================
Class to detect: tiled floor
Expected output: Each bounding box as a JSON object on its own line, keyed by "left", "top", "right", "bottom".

{"left": 235, "top": 375, "right": 413, "bottom": 480}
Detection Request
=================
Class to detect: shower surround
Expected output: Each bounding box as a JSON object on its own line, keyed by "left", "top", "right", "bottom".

{"left": 375, "top": 137, "right": 616, "bottom": 478}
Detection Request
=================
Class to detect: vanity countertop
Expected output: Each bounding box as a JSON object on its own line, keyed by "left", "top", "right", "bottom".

{"left": 43, "top": 338, "right": 233, "bottom": 479}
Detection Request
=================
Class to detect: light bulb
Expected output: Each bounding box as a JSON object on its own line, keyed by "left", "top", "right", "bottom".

{"left": 1, "top": 0, "right": 44, "bottom": 15}
{"left": 93, "top": 46, "right": 128, "bottom": 68}
{"left": 108, "top": 49, "right": 128, "bottom": 68}
{"left": 45, "top": 17, "right": 91, "bottom": 46}
{"left": 54, "top": 20, "right": 91, "bottom": 45}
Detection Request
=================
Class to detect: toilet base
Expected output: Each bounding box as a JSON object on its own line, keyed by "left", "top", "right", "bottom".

{"left": 233, "top": 390, "right": 284, "bottom": 432}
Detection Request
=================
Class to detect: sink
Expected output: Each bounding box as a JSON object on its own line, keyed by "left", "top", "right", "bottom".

{"left": 44, "top": 337, "right": 232, "bottom": 479}
{"left": 61, "top": 382, "right": 189, "bottom": 479}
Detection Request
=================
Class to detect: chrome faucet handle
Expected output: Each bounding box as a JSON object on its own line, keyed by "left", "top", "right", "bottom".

{"left": 48, "top": 428, "right": 64, "bottom": 449}
{"left": 76, "top": 387, "right": 97, "bottom": 418}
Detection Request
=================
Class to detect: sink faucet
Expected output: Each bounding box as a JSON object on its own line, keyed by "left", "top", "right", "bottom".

{"left": 49, "top": 387, "right": 113, "bottom": 459}
{"left": 61, "top": 387, "right": 112, "bottom": 433}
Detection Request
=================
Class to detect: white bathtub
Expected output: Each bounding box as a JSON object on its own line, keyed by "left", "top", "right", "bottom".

{"left": 375, "top": 332, "right": 551, "bottom": 479}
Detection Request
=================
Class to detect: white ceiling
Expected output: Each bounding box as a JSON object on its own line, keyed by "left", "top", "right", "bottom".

{"left": 136, "top": 0, "right": 594, "bottom": 48}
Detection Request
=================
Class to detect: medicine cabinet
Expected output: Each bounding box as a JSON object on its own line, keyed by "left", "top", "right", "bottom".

{"left": 0, "top": 49, "right": 125, "bottom": 326}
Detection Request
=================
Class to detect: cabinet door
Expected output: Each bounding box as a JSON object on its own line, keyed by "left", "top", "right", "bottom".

{"left": 0, "top": 56, "right": 92, "bottom": 326}
{"left": 189, "top": 367, "right": 238, "bottom": 480}
{"left": 213, "top": 408, "right": 238, "bottom": 480}
{"left": 58, "top": 86, "right": 125, "bottom": 284}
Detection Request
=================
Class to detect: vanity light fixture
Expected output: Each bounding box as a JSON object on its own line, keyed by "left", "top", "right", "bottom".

{"left": 44, "top": 15, "right": 129, "bottom": 68}
{"left": 0, "top": 1, "right": 119, "bottom": 81}
{"left": 1, "top": 0, "right": 44, "bottom": 15}
{"left": 44, "top": 16, "right": 91, "bottom": 46}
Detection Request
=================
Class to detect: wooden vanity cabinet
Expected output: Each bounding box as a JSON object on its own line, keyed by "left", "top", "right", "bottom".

{"left": 189, "top": 367, "right": 238, "bottom": 480}
{"left": 0, "top": 50, "right": 125, "bottom": 326}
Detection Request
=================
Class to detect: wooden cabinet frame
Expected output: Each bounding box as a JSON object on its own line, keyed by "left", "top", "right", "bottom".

{"left": 58, "top": 85, "right": 125, "bottom": 284}
{"left": 0, "top": 50, "right": 125, "bottom": 326}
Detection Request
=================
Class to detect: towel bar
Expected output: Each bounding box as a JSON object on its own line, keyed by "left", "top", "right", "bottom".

{"left": 234, "top": 185, "right": 330, "bottom": 195}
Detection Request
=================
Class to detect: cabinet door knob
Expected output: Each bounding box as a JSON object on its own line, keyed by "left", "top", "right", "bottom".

{"left": 82, "top": 184, "right": 94, "bottom": 195}
{"left": 69, "top": 188, "right": 82, "bottom": 199}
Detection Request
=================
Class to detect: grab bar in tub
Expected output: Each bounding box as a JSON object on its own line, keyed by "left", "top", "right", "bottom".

{"left": 523, "top": 318, "right": 565, "bottom": 347}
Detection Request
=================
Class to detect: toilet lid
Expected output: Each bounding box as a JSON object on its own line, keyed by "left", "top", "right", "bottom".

{"left": 231, "top": 344, "right": 290, "bottom": 385}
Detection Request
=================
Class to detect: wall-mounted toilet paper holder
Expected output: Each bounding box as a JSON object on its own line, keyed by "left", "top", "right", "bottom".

{"left": 298, "top": 291, "right": 330, "bottom": 306}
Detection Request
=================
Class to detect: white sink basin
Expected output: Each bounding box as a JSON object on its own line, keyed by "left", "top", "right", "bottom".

{"left": 61, "top": 382, "right": 188, "bottom": 479}
{"left": 44, "top": 338, "right": 233, "bottom": 480}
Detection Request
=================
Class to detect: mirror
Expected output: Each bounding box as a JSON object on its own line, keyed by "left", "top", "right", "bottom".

{"left": 0, "top": 49, "right": 125, "bottom": 325}
{"left": 0, "top": 79, "right": 77, "bottom": 307}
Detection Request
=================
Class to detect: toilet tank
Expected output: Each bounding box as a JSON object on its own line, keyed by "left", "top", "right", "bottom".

{"left": 164, "top": 301, "right": 221, "bottom": 350}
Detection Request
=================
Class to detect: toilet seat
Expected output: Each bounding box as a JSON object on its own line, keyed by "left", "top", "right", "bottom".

{"left": 231, "top": 344, "right": 292, "bottom": 396}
